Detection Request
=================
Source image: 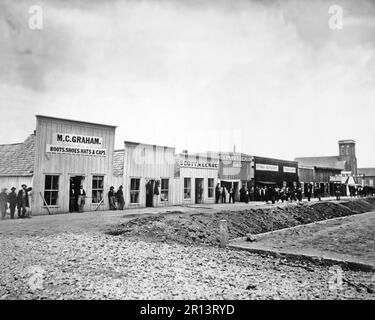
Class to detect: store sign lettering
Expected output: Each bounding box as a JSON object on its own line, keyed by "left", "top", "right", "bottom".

{"left": 53, "top": 133, "right": 103, "bottom": 147}
{"left": 255, "top": 164, "right": 279, "bottom": 172}
{"left": 178, "top": 160, "right": 219, "bottom": 169}
{"left": 46, "top": 144, "right": 107, "bottom": 157}
{"left": 220, "top": 155, "right": 252, "bottom": 162}
{"left": 283, "top": 166, "right": 297, "bottom": 173}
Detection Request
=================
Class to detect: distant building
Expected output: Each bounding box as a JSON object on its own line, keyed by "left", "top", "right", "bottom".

{"left": 295, "top": 140, "right": 358, "bottom": 196}
{"left": 357, "top": 168, "right": 375, "bottom": 187}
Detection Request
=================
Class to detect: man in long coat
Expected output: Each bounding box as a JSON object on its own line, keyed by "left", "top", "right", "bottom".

{"left": 17, "top": 184, "right": 31, "bottom": 218}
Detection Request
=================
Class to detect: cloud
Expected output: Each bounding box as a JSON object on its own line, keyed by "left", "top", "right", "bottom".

{"left": 0, "top": 0, "right": 374, "bottom": 166}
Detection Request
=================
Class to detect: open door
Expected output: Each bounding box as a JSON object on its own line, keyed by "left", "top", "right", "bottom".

{"left": 146, "top": 180, "right": 155, "bottom": 207}
{"left": 195, "top": 178, "right": 204, "bottom": 204}
{"left": 70, "top": 176, "right": 83, "bottom": 212}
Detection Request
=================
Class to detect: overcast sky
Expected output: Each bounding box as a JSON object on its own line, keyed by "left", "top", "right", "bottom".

{"left": 0, "top": 0, "right": 374, "bottom": 167}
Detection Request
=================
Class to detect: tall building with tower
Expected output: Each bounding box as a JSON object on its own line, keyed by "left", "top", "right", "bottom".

{"left": 338, "top": 140, "right": 357, "bottom": 175}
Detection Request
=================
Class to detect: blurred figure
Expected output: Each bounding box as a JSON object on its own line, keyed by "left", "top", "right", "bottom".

{"left": 108, "top": 186, "right": 117, "bottom": 210}
{"left": 0, "top": 188, "right": 8, "bottom": 219}
{"left": 77, "top": 185, "right": 86, "bottom": 212}
{"left": 215, "top": 183, "right": 221, "bottom": 204}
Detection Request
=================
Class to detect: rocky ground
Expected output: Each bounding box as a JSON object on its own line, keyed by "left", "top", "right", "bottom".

{"left": 0, "top": 197, "right": 374, "bottom": 300}
{"left": 1, "top": 232, "right": 374, "bottom": 300}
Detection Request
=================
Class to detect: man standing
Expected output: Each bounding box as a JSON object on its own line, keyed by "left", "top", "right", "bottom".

{"left": 306, "top": 183, "right": 312, "bottom": 201}
{"left": 77, "top": 185, "right": 86, "bottom": 212}
{"left": 108, "top": 186, "right": 117, "bottom": 210}
{"left": 229, "top": 187, "right": 235, "bottom": 204}
{"left": 17, "top": 184, "right": 31, "bottom": 218}
{"left": 0, "top": 188, "right": 8, "bottom": 219}
{"left": 116, "top": 185, "right": 125, "bottom": 210}
{"left": 221, "top": 186, "right": 226, "bottom": 203}
{"left": 7, "top": 187, "right": 17, "bottom": 219}
{"left": 314, "top": 184, "right": 321, "bottom": 201}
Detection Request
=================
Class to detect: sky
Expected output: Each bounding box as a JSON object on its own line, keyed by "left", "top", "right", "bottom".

{"left": 0, "top": 0, "right": 374, "bottom": 167}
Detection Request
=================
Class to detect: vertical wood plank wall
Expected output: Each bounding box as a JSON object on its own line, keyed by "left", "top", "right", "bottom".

{"left": 32, "top": 117, "right": 116, "bottom": 215}
{"left": 123, "top": 142, "right": 175, "bottom": 208}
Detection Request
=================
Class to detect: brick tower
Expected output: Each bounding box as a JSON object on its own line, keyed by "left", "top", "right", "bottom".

{"left": 338, "top": 140, "right": 357, "bottom": 175}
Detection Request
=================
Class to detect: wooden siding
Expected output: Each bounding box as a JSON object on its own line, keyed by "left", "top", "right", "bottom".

{"left": 123, "top": 142, "right": 175, "bottom": 208}
{"left": 32, "top": 117, "right": 116, "bottom": 215}
{"left": 176, "top": 155, "right": 219, "bottom": 204}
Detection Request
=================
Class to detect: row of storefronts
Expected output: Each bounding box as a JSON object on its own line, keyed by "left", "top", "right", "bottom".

{"left": 0, "top": 115, "right": 372, "bottom": 215}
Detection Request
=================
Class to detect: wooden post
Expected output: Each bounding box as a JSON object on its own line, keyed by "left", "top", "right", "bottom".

{"left": 219, "top": 219, "right": 228, "bottom": 248}
{"left": 40, "top": 192, "right": 51, "bottom": 215}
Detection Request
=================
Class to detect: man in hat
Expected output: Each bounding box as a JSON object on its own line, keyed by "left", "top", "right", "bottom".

{"left": 7, "top": 187, "right": 18, "bottom": 219}
{"left": 116, "top": 185, "right": 125, "bottom": 210}
{"left": 0, "top": 188, "right": 8, "bottom": 219}
{"left": 17, "top": 184, "right": 31, "bottom": 218}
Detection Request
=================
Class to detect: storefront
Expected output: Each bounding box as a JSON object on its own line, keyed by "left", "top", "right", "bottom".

{"left": 123, "top": 141, "right": 176, "bottom": 208}
{"left": 253, "top": 156, "right": 299, "bottom": 188}
{"left": 32, "top": 115, "right": 117, "bottom": 215}
{"left": 174, "top": 153, "right": 219, "bottom": 205}
{"left": 218, "top": 152, "right": 253, "bottom": 201}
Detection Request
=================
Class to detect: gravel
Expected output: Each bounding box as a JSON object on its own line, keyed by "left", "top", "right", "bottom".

{"left": 1, "top": 232, "right": 374, "bottom": 300}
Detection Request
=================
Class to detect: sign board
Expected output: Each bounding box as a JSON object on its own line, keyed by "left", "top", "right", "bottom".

{"left": 283, "top": 166, "right": 297, "bottom": 173}
{"left": 53, "top": 133, "right": 103, "bottom": 147}
{"left": 220, "top": 154, "right": 252, "bottom": 162}
{"left": 255, "top": 164, "right": 279, "bottom": 172}
{"left": 46, "top": 145, "right": 107, "bottom": 156}
{"left": 178, "top": 160, "right": 219, "bottom": 169}
{"left": 330, "top": 176, "right": 342, "bottom": 183}
{"left": 46, "top": 133, "right": 107, "bottom": 156}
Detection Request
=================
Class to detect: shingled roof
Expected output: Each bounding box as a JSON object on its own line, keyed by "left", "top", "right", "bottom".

{"left": 113, "top": 149, "right": 124, "bottom": 176}
{"left": 295, "top": 156, "right": 346, "bottom": 170}
{"left": 358, "top": 168, "right": 375, "bottom": 177}
{"left": 0, "top": 134, "right": 35, "bottom": 176}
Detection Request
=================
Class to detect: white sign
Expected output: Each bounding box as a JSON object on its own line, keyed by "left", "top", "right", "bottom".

{"left": 46, "top": 145, "right": 107, "bottom": 157}
{"left": 283, "top": 166, "right": 297, "bottom": 173}
{"left": 255, "top": 164, "right": 279, "bottom": 172}
{"left": 178, "top": 160, "right": 219, "bottom": 169}
{"left": 53, "top": 133, "right": 103, "bottom": 147}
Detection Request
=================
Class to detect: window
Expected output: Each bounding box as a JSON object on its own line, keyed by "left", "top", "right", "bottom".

{"left": 370, "top": 179, "right": 374, "bottom": 187}
{"left": 44, "top": 175, "right": 59, "bottom": 206}
{"left": 92, "top": 176, "right": 104, "bottom": 203}
{"left": 130, "top": 178, "right": 140, "bottom": 203}
{"left": 184, "top": 178, "right": 191, "bottom": 199}
{"left": 160, "top": 179, "right": 169, "bottom": 201}
{"left": 208, "top": 178, "right": 214, "bottom": 198}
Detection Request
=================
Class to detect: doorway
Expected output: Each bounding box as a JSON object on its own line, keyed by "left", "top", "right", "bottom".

{"left": 70, "top": 176, "right": 83, "bottom": 212}
{"left": 195, "top": 178, "right": 204, "bottom": 204}
{"left": 146, "top": 180, "right": 155, "bottom": 207}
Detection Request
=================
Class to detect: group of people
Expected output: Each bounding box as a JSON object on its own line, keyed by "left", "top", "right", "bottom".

{"left": 108, "top": 185, "right": 125, "bottom": 210}
{"left": 213, "top": 182, "right": 328, "bottom": 205}
{"left": 0, "top": 184, "right": 32, "bottom": 219}
{"left": 215, "top": 184, "right": 236, "bottom": 204}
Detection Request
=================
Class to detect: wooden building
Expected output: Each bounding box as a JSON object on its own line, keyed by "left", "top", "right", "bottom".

{"left": 32, "top": 115, "right": 117, "bottom": 215}
{"left": 174, "top": 152, "right": 219, "bottom": 205}
{"left": 216, "top": 152, "right": 253, "bottom": 201}
{"left": 253, "top": 156, "right": 299, "bottom": 188}
{"left": 0, "top": 134, "right": 34, "bottom": 194}
{"left": 123, "top": 141, "right": 175, "bottom": 208}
